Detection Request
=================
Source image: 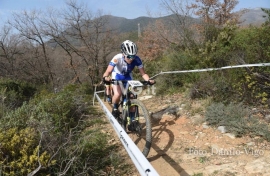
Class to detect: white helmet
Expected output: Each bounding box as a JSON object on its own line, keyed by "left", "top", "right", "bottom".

{"left": 121, "top": 40, "right": 138, "bottom": 55}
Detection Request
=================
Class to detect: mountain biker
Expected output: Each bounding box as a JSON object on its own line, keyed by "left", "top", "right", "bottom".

{"left": 104, "top": 75, "right": 113, "bottom": 103}
{"left": 102, "top": 40, "right": 155, "bottom": 123}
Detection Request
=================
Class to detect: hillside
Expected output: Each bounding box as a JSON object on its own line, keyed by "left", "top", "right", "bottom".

{"left": 105, "top": 8, "right": 268, "bottom": 33}
{"left": 239, "top": 8, "right": 268, "bottom": 26}
{"left": 47, "top": 8, "right": 268, "bottom": 48}
{"left": 105, "top": 14, "right": 200, "bottom": 34}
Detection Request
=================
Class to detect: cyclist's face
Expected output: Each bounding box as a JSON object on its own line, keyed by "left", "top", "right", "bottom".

{"left": 124, "top": 55, "right": 135, "bottom": 64}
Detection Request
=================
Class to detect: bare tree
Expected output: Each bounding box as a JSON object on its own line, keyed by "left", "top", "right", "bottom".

{"left": 191, "top": 0, "right": 240, "bottom": 25}
{"left": 159, "top": 0, "right": 199, "bottom": 47}
{"left": 41, "top": 0, "right": 118, "bottom": 86}
{"left": 138, "top": 0, "right": 199, "bottom": 57}
{"left": 188, "top": 0, "right": 243, "bottom": 42}
{"left": 0, "top": 25, "right": 21, "bottom": 77}
{"left": 8, "top": 10, "right": 55, "bottom": 85}
{"left": 1, "top": 0, "right": 119, "bottom": 88}
{"left": 137, "top": 20, "right": 173, "bottom": 60}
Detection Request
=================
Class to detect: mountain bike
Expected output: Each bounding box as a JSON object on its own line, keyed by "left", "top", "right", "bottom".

{"left": 110, "top": 79, "right": 153, "bottom": 157}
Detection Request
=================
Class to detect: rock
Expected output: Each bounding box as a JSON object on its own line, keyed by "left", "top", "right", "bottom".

{"left": 217, "top": 126, "right": 227, "bottom": 133}
{"left": 138, "top": 95, "right": 153, "bottom": 100}
{"left": 246, "top": 142, "right": 255, "bottom": 146}
{"left": 202, "top": 122, "right": 209, "bottom": 129}
{"left": 151, "top": 105, "right": 179, "bottom": 119}
{"left": 224, "top": 133, "right": 236, "bottom": 139}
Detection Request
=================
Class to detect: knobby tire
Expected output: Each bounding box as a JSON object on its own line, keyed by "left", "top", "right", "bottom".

{"left": 121, "top": 99, "right": 152, "bottom": 157}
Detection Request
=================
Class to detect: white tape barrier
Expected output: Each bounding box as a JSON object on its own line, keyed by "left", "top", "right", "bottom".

{"left": 94, "top": 91, "right": 159, "bottom": 176}
{"left": 150, "top": 63, "right": 270, "bottom": 79}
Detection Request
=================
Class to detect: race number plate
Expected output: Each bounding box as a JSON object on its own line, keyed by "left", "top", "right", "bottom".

{"left": 128, "top": 80, "right": 143, "bottom": 88}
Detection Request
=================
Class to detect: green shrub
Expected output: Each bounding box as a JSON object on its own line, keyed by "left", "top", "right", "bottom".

{"left": 0, "top": 78, "right": 37, "bottom": 109}
{"left": 205, "top": 102, "right": 270, "bottom": 140}
{"left": 0, "top": 127, "right": 55, "bottom": 175}
{"left": 0, "top": 83, "right": 131, "bottom": 175}
{"left": 189, "top": 73, "right": 216, "bottom": 99}
{"left": 149, "top": 51, "right": 199, "bottom": 95}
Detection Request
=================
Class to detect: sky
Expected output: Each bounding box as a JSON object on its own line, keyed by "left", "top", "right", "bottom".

{"left": 0, "top": 0, "right": 269, "bottom": 26}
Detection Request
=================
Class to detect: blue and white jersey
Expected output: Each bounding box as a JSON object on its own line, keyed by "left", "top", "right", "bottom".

{"left": 109, "top": 53, "right": 143, "bottom": 80}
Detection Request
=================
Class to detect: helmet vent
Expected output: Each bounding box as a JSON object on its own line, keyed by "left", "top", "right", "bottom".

{"left": 121, "top": 40, "right": 138, "bottom": 55}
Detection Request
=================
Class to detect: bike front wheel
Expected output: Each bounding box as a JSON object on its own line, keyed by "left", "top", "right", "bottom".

{"left": 122, "top": 99, "right": 152, "bottom": 157}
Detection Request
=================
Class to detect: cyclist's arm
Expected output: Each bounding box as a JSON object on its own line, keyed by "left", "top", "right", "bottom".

{"left": 138, "top": 67, "right": 155, "bottom": 84}
{"left": 103, "top": 65, "right": 114, "bottom": 81}
{"left": 103, "top": 54, "right": 121, "bottom": 80}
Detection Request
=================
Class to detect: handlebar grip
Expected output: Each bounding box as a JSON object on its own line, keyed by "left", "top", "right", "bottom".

{"left": 141, "top": 80, "right": 155, "bottom": 85}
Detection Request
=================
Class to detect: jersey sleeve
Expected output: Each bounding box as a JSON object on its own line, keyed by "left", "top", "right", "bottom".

{"left": 109, "top": 55, "right": 119, "bottom": 67}
{"left": 136, "top": 57, "right": 143, "bottom": 69}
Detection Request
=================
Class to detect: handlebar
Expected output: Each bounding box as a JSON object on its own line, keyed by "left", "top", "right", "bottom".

{"left": 140, "top": 80, "right": 155, "bottom": 86}
{"left": 112, "top": 79, "right": 155, "bottom": 85}
{"left": 103, "top": 79, "right": 155, "bottom": 86}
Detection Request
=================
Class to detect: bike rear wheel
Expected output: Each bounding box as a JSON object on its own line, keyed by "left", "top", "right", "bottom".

{"left": 121, "top": 99, "right": 152, "bottom": 157}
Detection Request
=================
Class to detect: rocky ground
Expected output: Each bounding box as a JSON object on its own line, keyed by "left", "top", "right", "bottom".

{"left": 101, "top": 92, "right": 270, "bottom": 176}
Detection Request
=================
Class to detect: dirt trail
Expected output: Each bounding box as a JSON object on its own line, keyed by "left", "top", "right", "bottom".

{"left": 99, "top": 94, "right": 270, "bottom": 176}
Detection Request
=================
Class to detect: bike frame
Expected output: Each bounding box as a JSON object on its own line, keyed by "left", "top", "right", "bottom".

{"left": 115, "top": 80, "right": 142, "bottom": 114}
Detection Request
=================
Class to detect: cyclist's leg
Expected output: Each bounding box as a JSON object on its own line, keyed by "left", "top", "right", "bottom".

{"left": 110, "top": 84, "right": 114, "bottom": 96}
{"left": 111, "top": 83, "right": 122, "bottom": 117}
{"left": 112, "top": 84, "right": 121, "bottom": 108}
{"left": 105, "top": 84, "right": 112, "bottom": 103}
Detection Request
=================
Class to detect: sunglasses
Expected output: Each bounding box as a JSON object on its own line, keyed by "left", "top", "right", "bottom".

{"left": 126, "top": 55, "right": 135, "bottom": 59}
